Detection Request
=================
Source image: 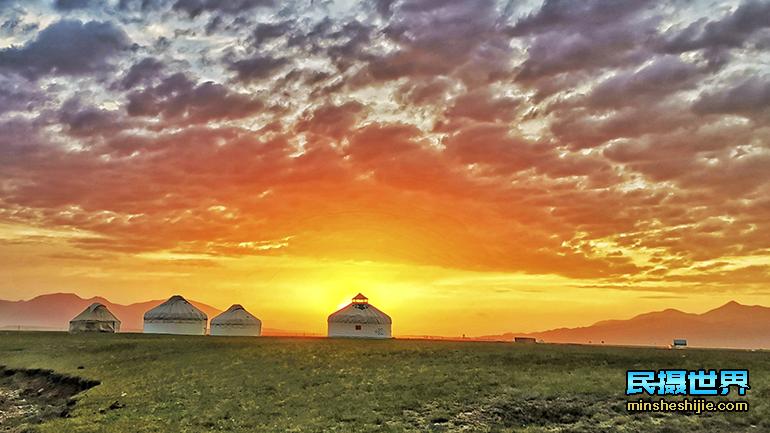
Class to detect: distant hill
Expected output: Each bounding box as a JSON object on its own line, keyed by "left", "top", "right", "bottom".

{"left": 5, "top": 295, "right": 770, "bottom": 348}
{"left": 0, "top": 293, "right": 222, "bottom": 332}
{"left": 480, "top": 301, "right": 770, "bottom": 349}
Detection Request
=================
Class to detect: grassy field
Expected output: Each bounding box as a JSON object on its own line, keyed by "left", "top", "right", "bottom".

{"left": 0, "top": 332, "right": 768, "bottom": 432}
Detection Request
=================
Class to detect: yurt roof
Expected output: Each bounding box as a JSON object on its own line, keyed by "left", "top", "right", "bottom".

{"left": 71, "top": 303, "right": 121, "bottom": 324}
{"left": 328, "top": 294, "right": 392, "bottom": 325}
{"left": 211, "top": 304, "right": 261, "bottom": 326}
{"left": 144, "top": 295, "right": 208, "bottom": 321}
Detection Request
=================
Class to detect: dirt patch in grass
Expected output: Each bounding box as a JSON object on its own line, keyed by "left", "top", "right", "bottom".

{"left": 406, "top": 395, "right": 620, "bottom": 432}
{"left": 0, "top": 366, "right": 99, "bottom": 431}
{"left": 486, "top": 396, "right": 601, "bottom": 427}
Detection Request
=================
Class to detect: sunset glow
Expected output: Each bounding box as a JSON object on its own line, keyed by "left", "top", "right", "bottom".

{"left": 1, "top": 0, "right": 769, "bottom": 337}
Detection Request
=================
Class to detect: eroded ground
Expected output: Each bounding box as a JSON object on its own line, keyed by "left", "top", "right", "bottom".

{"left": 0, "top": 367, "right": 98, "bottom": 432}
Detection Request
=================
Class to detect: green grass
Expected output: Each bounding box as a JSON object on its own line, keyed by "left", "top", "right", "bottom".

{"left": 1, "top": 332, "right": 768, "bottom": 432}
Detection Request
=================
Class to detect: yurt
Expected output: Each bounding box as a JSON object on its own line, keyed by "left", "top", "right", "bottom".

{"left": 328, "top": 293, "right": 392, "bottom": 338}
{"left": 210, "top": 304, "right": 262, "bottom": 337}
{"left": 143, "top": 295, "right": 207, "bottom": 335}
{"left": 69, "top": 303, "right": 121, "bottom": 333}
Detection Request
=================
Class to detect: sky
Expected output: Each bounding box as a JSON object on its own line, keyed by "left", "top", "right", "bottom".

{"left": 0, "top": 0, "right": 769, "bottom": 336}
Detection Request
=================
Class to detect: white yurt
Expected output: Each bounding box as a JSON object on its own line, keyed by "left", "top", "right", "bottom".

{"left": 69, "top": 303, "right": 121, "bottom": 333}
{"left": 328, "top": 293, "right": 392, "bottom": 338}
{"left": 143, "top": 295, "right": 207, "bottom": 335}
{"left": 210, "top": 304, "right": 262, "bottom": 337}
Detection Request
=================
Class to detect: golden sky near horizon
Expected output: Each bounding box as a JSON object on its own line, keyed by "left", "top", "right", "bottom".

{"left": 0, "top": 0, "right": 769, "bottom": 336}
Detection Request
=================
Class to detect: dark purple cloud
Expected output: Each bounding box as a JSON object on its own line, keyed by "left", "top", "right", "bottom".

{"left": 126, "top": 73, "right": 265, "bottom": 124}
{"left": 693, "top": 75, "right": 770, "bottom": 116}
{"left": 587, "top": 56, "right": 702, "bottom": 108}
{"left": 229, "top": 55, "right": 290, "bottom": 83}
{"left": 252, "top": 21, "right": 293, "bottom": 46}
{"left": 662, "top": 1, "right": 770, "bottom": 53}
{"left": 172, "top": 0, "right": 274, "bottom": 18}
{"left": 0, "top": 20, "right": 131, "bottom": 80}
{"left": 511, "top": 0, "right": 659, "bottom": 80}
{"left": 0, "top": 76, "right": 43, "bottom": 114}
{"left": 53, "top": 0, "right": 97, "bottom": 11}
{"left": 120, "top": 57, "right": 165, "bottom": 90}
{"left": 59, "top": 97, "right": 126, "bottom": 137}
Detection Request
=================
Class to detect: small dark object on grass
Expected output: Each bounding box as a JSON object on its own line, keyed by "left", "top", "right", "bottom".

{"left": 100, "top": 400, "right": 125, "bottom": 413}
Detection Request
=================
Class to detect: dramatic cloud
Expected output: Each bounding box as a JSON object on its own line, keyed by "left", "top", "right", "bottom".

{"left": 0, "top": 0, "right": 768, "bottom": 298}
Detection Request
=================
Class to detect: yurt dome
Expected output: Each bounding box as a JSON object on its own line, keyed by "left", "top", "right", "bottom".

{"left": 327, "top": 293, "right": 392, "bottom": 339}
{"left": 143, "top": 295, "right": 207, "bottom": 335}
{"left": 69, "top": 303, "right": 121, "bottom": 333}
{"left": 210, "top": 304, "right": 262, "bottom": 337}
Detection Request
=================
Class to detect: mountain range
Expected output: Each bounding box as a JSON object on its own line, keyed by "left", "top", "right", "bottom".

{"left": 2, "top": 294, "right": 770, "bottom": 349}
{"left": 0, "top": 293, "right": 221, "bottom": 332}
{"left": 480, "top": 301, "right": 770, "bottom": 349}
{"left": 0, "top": 293, "right": 317, "bottom": 336}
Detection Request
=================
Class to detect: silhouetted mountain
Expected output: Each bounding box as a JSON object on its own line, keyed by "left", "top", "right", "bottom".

{"left": 480, "top": 301, "right": 770, "bottom": 349}
{"left": 5, "top": 295, "right": 770, "bottom": 347}
{"left": 0, "top": 293, "right": 222, "bottom": 332}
